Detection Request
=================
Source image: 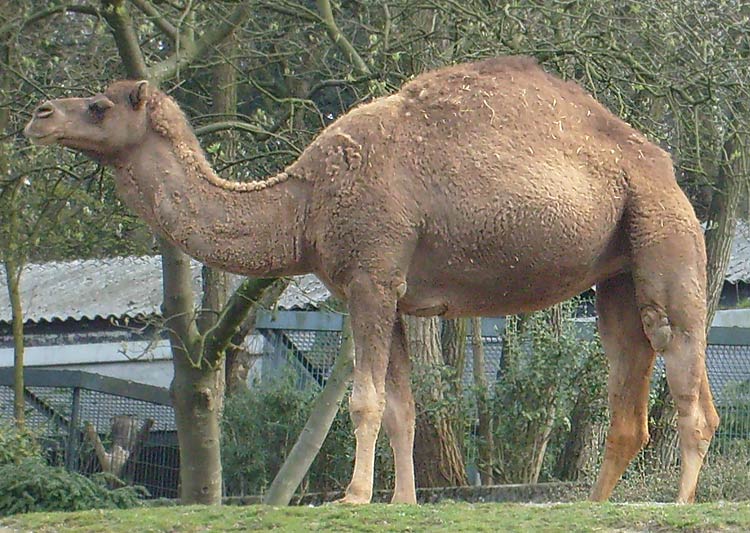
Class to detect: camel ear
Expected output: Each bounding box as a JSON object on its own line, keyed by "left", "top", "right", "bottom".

{"left": 129, "top": 80, "right": 149, "bottom": 109}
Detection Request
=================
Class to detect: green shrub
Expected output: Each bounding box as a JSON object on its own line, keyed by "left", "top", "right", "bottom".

{"left": 222, "top": 374, "right": 393, "bottom": 497}
{"left": 0, "top": 459, "right": 145, "bottom": 516}
{"left": 222, "top": 376, "right": 315, "bottom": 496}
{"left": 0, "top": 423, "right": 42, "bottom": 466}
{"left": 694, "top": 441, "right": 750, "bottom": 502}
{"left": 491, "top": 303, "right": 606, "bottom": 483}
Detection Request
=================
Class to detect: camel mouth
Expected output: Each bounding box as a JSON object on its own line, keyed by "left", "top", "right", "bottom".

{"left": 23, "top": 123, "right": 62, "bottom": 145}
{"left": 26, "top": 133, "right": 61, "bottom": 146}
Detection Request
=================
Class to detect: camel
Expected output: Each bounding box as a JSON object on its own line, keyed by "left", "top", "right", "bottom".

{"left": 24, "top": 56, "right": 719, "bottom": 504}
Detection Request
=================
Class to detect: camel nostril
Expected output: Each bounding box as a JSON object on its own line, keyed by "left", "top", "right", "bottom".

{"left": 34, "top": 103, "right": 55, "bottom": 119}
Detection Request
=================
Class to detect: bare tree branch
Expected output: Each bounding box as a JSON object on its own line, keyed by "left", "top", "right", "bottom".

{"left": 0, "top": 4, "right": 99, "bottom": 38}
{"left": 130, "top": 0, "right": 179, "bottom": 43}
{"left": 315, "top": 0, "right": 371, "bottom": 77}
{"left": 194, "top": 120, "right": 303, "bottom": 154}
{"left": 148, "top": 2, "right": 254, "bottom": 82}
{"left": 201, "top": 277, "right": 278, "bottom": 368}
{"left": 101, "top": 0, "right": 148, "bottom": 78}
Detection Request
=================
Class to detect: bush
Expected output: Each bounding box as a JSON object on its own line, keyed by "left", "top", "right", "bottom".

{"left": 222, "top": 376, "right": 316, "bottom": 496}
{"left": 491, "top": 303, "right": 606, "bottom": 484}
{"left": 0, "top": 459, "right": 145, "bottom": 516}
{"left": 696, "top": 441, "right": 750, "bottom": 502}
{"left": 222, "top": 374, "right": 393, "bottom": 497}
{"left": 0, "top": 423, "right": 41, "bottom": 466}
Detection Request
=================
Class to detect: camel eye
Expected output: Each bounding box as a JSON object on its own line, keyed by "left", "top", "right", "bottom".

{"left": 89, "top": 97, "right": 114, "bottom": 117}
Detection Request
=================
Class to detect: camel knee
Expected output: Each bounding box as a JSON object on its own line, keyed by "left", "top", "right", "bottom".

{"left": 383, "top": 392, "right": 415, "bottom": 440}
{"left": 606, "top": 423, "right": 649, "bottom": 460}
{"left": 349, "top": 384, "right": 386, "bottom": 430}
{"left": 640, "top": 305, "right": 672, "bottom": 353}
{"left": 674, "top": 404, "right": 719, "bottom": 458}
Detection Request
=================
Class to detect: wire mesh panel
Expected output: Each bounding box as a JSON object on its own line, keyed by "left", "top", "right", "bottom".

{"left": 3, "top": 313, "right": 750, "bottom": 503}
{"left": 463, "top": 336, "right": 504, "bottom": 390}
{"left": 706, "top": 344, "right": 750, "bottom": 455}
{"left": 0, "top": 371, "right": 179, "bottom": 499}
{"left": 1, "top": 385, "right": 72, "bottom": 437}
{"left": 75, "top": 388, "right": 179, "bottom": 498}
{"left": 707, "top": 344, "right": 750, "bottom": 403}
{"left": 262, "top": 329, "right": 342, "bottom": 389}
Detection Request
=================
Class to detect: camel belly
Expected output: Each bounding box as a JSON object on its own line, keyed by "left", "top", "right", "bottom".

{"left": 395, "top": 155, "right": 629, "bottom": 316}
{"left": 399, "top": 261, "right": 614, "bottom": 318}
{"left": 399, "top": 203, "right": 628, "bottom": 317}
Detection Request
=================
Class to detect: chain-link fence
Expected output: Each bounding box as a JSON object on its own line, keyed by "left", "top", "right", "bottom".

{"left": 263, "top": 316, "right": 750, "bottom": 457}
{"left": 2, "top": 313, "right": 749, "bottom": 500}
{"left": 704, "top": 336, "right": 750, "bottom": 456}
{"left": 0, "top": 369, "right": 179, "bottom": 499}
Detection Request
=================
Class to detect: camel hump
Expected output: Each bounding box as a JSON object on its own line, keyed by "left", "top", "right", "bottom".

{"left": 401, "top": 55, "right": 540, "bottom": 98}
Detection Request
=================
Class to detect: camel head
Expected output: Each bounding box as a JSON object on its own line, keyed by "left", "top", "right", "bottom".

{"left": 24, "top": 80, "right": 153, "bottom": 160}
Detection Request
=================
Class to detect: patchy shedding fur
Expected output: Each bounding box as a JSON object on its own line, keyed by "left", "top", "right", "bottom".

{"left": 147, "top": 90, "right": 292, "bottom": 192}
{"left": 24, "top": 55, "right": 719, "bottom": 507}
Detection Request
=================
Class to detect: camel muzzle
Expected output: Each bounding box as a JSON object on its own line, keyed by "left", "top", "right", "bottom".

{"left": 33, "top": 102, "right": 55, "bottom": 119}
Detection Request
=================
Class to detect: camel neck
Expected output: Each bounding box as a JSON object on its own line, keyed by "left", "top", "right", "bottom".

{"left": 113, "top": 129, "right": 310, "bottom": 277}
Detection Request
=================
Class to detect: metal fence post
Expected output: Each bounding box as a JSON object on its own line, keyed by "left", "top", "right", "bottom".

{"left": 65, "top": 386, "right": 82, "bottom": 471}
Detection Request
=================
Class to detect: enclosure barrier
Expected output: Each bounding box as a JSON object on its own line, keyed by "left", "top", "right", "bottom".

{"left": 1, "top": 311, "right": 749, "bottom": 498}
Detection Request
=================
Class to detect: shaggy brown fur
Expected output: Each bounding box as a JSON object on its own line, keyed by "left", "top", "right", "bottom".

{"left": 25, "top": 56, "right": 718, "bottom": 505}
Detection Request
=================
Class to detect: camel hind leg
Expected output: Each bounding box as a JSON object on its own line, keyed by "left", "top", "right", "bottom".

{"left": 632, "top": 235, "right": 720, "bottom": 503}
{"left": 590, "top": 273, "right": 657, "bottom": 501}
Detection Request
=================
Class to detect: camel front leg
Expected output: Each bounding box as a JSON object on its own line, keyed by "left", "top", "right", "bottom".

{"left": 340, "top": 273, "right": 397, "bottom": 504}
{"left": 382, "top": 317, "right": 417, "bottom": 504}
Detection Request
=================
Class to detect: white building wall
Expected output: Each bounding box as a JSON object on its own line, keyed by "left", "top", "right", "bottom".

{"left": 0, "top": 334, "right": 266, "bottom": 389}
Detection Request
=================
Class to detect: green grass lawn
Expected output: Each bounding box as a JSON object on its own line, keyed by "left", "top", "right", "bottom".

{"left": 2, "top": 502, "right": 750, "bottom": 532}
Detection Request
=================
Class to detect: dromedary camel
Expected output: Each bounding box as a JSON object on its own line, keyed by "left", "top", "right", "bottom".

{"left": 24, "top": 56, "right": 719, "bottom": 504}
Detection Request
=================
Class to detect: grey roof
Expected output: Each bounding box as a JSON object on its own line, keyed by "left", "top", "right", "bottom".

{"left": 725, "top": 220, "right": 750, "bottom": 284}
{"left": 0, "top": 256, "right": 330, "bottom": 324}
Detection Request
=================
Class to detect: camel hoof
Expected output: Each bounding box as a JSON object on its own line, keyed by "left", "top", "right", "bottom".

{"left": 390, "top": 496, "right": 417, "bottom": 505}
{"left": 333, "top": 494, "right": 371, "bottom": 505}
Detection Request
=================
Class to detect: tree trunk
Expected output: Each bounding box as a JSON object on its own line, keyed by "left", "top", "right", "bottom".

{"left": 553, "top": 395, "right": 593, "bottom": 481}
{"left": 171, "top": 349, "right": 226, "bottom": 501}
{"left": 441, "top": 318, "right": 467, "bottom": 395}
{"left": 5, "top": 257, "right": 24, "bottom": 430}
{"left": 524, "top": 389, "right": 556, "bottom": 484}
{"left": 160, "top": 243, "right": 223, "bottom": 503}
{"left": 226, "top": 279, "right": 289, "bottom": 395}
{"left": 552, "top": 308, "right": 608, "bottom": 481}
{"left": 71, "top": 0, "right": 256, "bottom": 506}
{"left": 405, "top": 316, "right": 467, "bottom": 488}
{"left": 523, "top": 305, "right": 562, "bottom": 484}
{"left": 553, "top": 350, "right": 607, "bottom": 482}
{"left": 85, "top": 416, "right": 154, "bottom": 482}
{"left": 0, "top": 37, "right": 23, "bottom": 429}
{"left": 264, "top": 315, "right": 355, "bottom": 505}
{"left": 441, "top": 317, "right": 467, "bottom": 461}
{"left": 705, "top": 135, "right": 744, "bottom": 327}
{"left": 494, "top": 308, "right": 563, "bottom": 485}
{"left": 471, "top": 317, "right": 495, "bottom": 485}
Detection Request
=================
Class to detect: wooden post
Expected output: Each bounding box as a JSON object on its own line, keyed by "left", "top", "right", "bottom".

{"left": 66, "top": 387, "right": 82, "bottom": 471}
